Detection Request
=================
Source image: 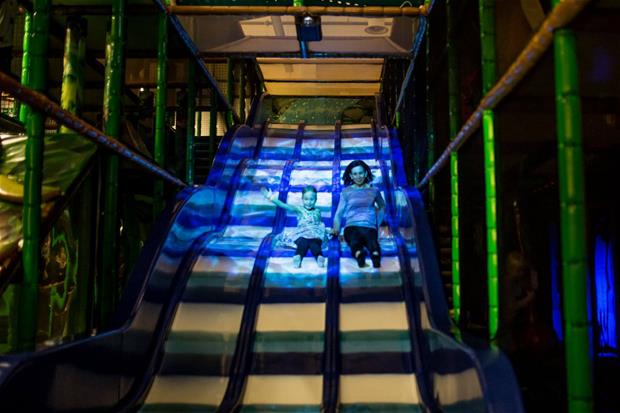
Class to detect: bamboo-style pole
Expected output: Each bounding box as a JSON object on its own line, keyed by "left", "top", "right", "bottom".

{"left": 154, "top": 12, "right": 168, "bottom": 216}
{"left": 100, "top": 0, "right": 125, "bottom": 325}
{"left": 479, "top": 0, "right": 500, "bottom": 340}
{"left": 18, "top": 0, "right": 50, "bottom": 350}
{"left": 59, "top": 16, "right": 86, "bottom": 133}
{"left": 553, "top": 0, "right": 593, "bottom": 409}
{"left": 18, "top": 11, "right": 32, "bottom": 122}
{"left": 447, "top": 0, "right": 461, "bottom": 323}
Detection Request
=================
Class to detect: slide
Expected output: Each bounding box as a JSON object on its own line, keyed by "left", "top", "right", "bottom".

{"left": 0, "top": 108, "right": 523, "bottom": 412}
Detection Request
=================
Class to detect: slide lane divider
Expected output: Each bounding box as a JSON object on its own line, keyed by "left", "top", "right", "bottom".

{"left": 293, "top": 121, "right": 305, "bottom": 160}
{"left": 251, "top": 121, "right": 268, "bottom": 160}
{"left": 216, "top": 159, "right": 296, "bottom": 412}
{"left": 321, "top": 120, "right": 343, "bottom": 412}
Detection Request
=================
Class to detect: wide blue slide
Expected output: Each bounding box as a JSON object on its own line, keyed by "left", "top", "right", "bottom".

{"left": 0, "top": 99, "right": 524, "bottom": 412}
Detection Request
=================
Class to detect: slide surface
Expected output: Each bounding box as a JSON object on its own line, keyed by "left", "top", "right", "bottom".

{"left": 0, "top": 118, "right": 522, "bottom": 413}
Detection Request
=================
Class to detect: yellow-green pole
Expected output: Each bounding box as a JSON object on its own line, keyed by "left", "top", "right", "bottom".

{"left": 479, "top": 0, "right": 500, "bottom": 340}
{"left": 59, "top": 16, "right": 87, "bottom": 133}
{"left": 447, "top": 0, "right": 461, "bottom": 323}
{"left": 18, "top": 11, "right": 32, "bottom": 122}
{"left": 553, "top": 0, "right": 593, "bottom": 410}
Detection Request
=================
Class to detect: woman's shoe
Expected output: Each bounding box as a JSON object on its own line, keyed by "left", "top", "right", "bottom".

{"left": 371, "top": 254, "right": 381, "bottom": 268}
{"left": 355, "top": 251, "right": 366, "bottom": 268}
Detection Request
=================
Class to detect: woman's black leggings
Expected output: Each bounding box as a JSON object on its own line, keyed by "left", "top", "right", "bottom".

{"left": 344, "top": 226, "right": 380, "bottom": 256}
{"left": 295, "top": 237, "right": 323, "bottom": 258}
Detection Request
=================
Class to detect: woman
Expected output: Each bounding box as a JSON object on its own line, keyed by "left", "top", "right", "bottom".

{"left": 331, "top": 160, "right": 385, "bottom": 268}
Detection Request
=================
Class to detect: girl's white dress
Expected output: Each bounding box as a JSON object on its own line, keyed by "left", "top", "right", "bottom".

{"left": 275, "top": 207, "right": 327, "bottom": 248}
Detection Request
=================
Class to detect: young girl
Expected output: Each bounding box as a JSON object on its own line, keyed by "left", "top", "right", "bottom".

{"left": 331, "top": 160, "right": 385, "bottom": 268}
{"left": 262, "top": 185, "right": 327, "bottom": 268}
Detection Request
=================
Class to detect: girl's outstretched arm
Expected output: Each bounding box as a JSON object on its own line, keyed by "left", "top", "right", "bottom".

{"left": 261, "top": 187, "right": 300, "bottom": 213}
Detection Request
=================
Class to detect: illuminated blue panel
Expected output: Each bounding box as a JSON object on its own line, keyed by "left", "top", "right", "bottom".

{"left": 595, "top": 235, "right": 617, "bottom": 353}
{"left": 550, "top": 224, "right": 563, "bottom": 341}
{"left": 300, "top": 137, "right": 335, "bottom": 160}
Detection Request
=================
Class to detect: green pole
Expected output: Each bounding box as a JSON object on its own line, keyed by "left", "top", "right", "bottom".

{"left": 154, "top": 12, "right": 168, "bottom": 217}
{"left": 18, "top": 11, "right": 32, "bottom": 123}
{"left": 226, "top": 57, "right": 234, "bottom": 127}
{"left": 59, "top": 16, "right": 86, "bottom": 133}
{"left": 19, "top": 0, "right": 50, "bottom": 350}
{"left": 239, "top": 61, "right": 246, "bottom": 124}
{"left": 553, "top": 1, "right": 593, "bottom": 410}
{"left": 425, "top": 20, "right": 435, "bottom": 210}
{"left": 100, "top": 0, "right": 125, "bottom": 326}
{"left": 479, "top": 0, "right": 500, "bottom": 340}
{"left": 186, "top": 61, "right": 196, "bottom": 185}
{"left": 71, "top": 169, "right": 95, "bottom": 334}
{"left": 447, "top": 0, "right": 461, "bottom": 324}
{"left": 210, "top": 88, "right": 218, "bottom": 164}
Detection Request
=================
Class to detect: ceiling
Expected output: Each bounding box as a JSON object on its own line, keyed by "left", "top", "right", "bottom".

{"left": 178, "top": 13, "right": 419, "bottom": 96}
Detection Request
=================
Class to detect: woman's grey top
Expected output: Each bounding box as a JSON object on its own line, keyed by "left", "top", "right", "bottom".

{"left": 334, "top": 185, "right": 385, "bottom": 230}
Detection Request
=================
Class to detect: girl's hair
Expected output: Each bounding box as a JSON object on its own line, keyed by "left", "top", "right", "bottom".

{"left": 302, "top": 185, "right": 318, "bottom": 195}
{"left": 343, "top": 160, "right": 373, "bottom": 186}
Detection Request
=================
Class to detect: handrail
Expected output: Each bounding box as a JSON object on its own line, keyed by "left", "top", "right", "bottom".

{"left": 0, "top": 72, "right": 186, "bottom": 188}
{"left": 417, "top": 0, "right": 591, "bottom": 188}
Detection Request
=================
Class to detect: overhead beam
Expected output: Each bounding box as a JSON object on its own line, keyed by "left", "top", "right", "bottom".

{"left": 167, "top": 5, "right": 427, "bottom": 17}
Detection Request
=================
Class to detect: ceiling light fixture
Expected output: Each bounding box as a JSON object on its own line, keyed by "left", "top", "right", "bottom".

{"left": 364, "top": 25, "right": 388, "bottom": 35}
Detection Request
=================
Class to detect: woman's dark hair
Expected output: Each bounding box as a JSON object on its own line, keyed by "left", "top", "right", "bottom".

{"left": 342, "top": 160, "right": 373, "bottom": 186}
{"left": 302, "top": 185, "right": 317, "bottom": 195}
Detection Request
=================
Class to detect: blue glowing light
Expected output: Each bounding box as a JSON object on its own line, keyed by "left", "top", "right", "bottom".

{"left": 594, "top": 235, "right": 617, "bottom": 353}
{"left": 550, "top": 224, "right": 563, "bottom": 341}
